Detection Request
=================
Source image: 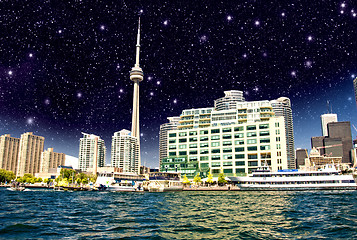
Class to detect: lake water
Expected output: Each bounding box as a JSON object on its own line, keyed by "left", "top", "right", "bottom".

{"left": 0, "top": 188, "right": 356, "bottom": 239}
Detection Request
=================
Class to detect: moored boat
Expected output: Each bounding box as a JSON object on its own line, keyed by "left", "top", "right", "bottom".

{"left": 229, "top": 164, "right": 357, "bottom": 191}
{"left": 95, "top": 172, "right": 144, "bottom": 192}
{"left": 144, "top": 172, "right": 183, "bottom": 192}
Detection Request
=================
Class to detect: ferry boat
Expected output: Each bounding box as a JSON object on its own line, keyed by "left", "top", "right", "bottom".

{"left": 229, "top": 164, "right": 357, "bottom": 191}
{"left": 95, "top": 172, "right": 145, "bottom": 192}
{"left": 144, "top": 172, "right": 183, "bottom": 192}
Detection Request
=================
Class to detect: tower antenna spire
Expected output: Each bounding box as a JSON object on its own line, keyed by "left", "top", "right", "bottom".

{"left": 135, "top": 17, "right": 141, "bottom": 67}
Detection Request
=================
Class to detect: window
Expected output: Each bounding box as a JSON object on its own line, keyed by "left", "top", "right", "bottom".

{"left": 277, "top": 144, "right": 281, "bottom": 149}
{"left": 260, "top": 138, "right": 270, "bottom": 143}
{"left": 275, "top": 122, "right": 280, "bottom": 127}
{"left": 247, "top": 139, "right": 257, "bottom": 144}
{"left": 189, "top": 137, "right": 197, "bottom": 142}
{"left": 235, "top": 161, "right": 245, "bottom": 166}
{"left": 189, "top": 150, "right": 197, "bottom": 155}
{"left": 200, "top": 130, "right": 208, "bottom": 135}
{"left": 211, "top": 135, "right": 220, "bottom": 140}
{"left": 261, "top": 153, "right": 271, "bottom": 159}
{"left": 260, "top": 131, "right": 270, "bottom": 136}
{"left": 211, "top": 155, "right": 220, "bottom": 160}
{"left": 179, "top": 144, "right": 186, "bottom": 149}
{"left": 200, "top": 136, "right": 209, "bottom": 141}
{"left": 223, "top": 134, "right": 232, "bottom": 139}
{"left": 235, "top": 154, "right": 245, "bottom": 159}
{"left": 223, "top": 169, "right": 233, "bottom": 174}
{"left": 212, "top": 169, "right": 220, "bottom": 174}
{"left": 189, "top": 131, "right": 197, "bottom": 136}
{"left": 190, "top": 156, "right": 198, "bottom": 161}
{"left": 169, "top": 133, "right": 176, "bottom": 138}
{"left": 277, "top": 151, "right": 281, "bottom": 156}
{"left": 179, "top": 138, "right": 187, "bottom": 143}
{"left": 211, "top": 129, "right": 220, "bottom": 134}
{"left": 179, "top": 132, "right": 187, "bottom": 137}
{"left": 259, "top": 124, "right": 269, "bottom": 129}
{"left": 200, "top": 150, "right": 209, "bottom": 154}
{"left": 276, "top": 137, "right": 281, "bottom": 142}
{"left": 212, "top": 162, "right": 221, "bottom": 167}
{"left": 200, "top": 156, "right": 209, "bottom": 161}
{"left": 248, "top": 154, "right": 258, "bottom": 159}
{"left": 223, "top": 154, "right": 233, "bottom": 160}
{"left": 235, "top": 140, "right": 244, "bottom": 145}
{"left": 223, "top": 162, "right": 233, "bottom": 166}
{"left": 248, "top": 161, "right": 258, "bottom": 166}
{"left": 179, "top": 151, "right": 187, "bottom": 156}
{"left": 247, "top": 132, "right": 257, "bottom": 137}
{"left": 234, "top": 126, "right": 244, "bottom": 131}
{"left": 235, "top": 147, "right": 244, "bottom": 152}
{"left": 211, "top": 149, "right": 220, "bottom": 154}
{"left": 189, "top": 144, "right": 197, "bottom": 148}
{"left": 211, "top": 142, "right": 220, "bottom": 147}
{"left": 169, "top": 145, "right": 176, "bottom": 150}
{"left": 223, "top": 148, "right": 232, "bottom": 153}
{"left": 234, "top": 133, "right": 244, "bottom": 138}
{"left": 169, "top": 139, "right": 176, "bottom": 144}
{"left": 169, "top": 152, "right": 176, "bottom": 156}
{"left": 247, "top": 146, "right": 257, "bottom": 151}
{"left": 247, "top": 125, "right": 256, "bottom": 130}
{"left": 223, "top": 128, "right": 232, "bottom": 133}
{"left": 223, "top": 141, "right": 232, "bottom": 146}
{"left": 236, "top": 168, "right": 245, "bottom": 173}
{"left": 260, "top": 145, "right": 270, "bottom": 150}
{"left": 200, "top": 163, "right": 209, "bottom": 168}
{"left": 276, "top": 129, "right": 280, "bottom": 135}
{"left": 200, "top": 143, "right": 209, "bottom": 148}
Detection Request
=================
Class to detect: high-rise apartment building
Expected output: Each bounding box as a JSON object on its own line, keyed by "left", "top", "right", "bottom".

{"left": 16, "top": 132, "right": 44, "bottom": 176}
{"left": 270, "top": 97, "right": 296, "bottom": 169}
{"left": 161, "top": 98, "right": 288, "bottom": 178}
{"left": 0, "top": 134, "right": 20, "bottom": 174}
{"left": 214, "top": 90, "right": 245, "bottom": 111}
{"left": 111, "top": 129, "right": 140, "bottom": 173}
{"left": 159, "top": 117, "right": 180, "bottom": 166}
{"left": 321, "top": 113, "right": 337, "bottom": 136}
{"left": 78, "top": 133, "right": 106, "bottom": 173}
{"left": 40, "top": 148, "right": 66, "bottom": 173}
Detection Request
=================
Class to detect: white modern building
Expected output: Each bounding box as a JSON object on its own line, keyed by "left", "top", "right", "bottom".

{"left": 159, "top": 116, "right": 180, "bottom": 166}
{"left": 270, "top": 97, "right": 296, "bottom": 169}
{"left": 78, "top": 133, "right": 106, "bottom": 173}
{"left": 161, "top": 97, "right": 288, "bottom": 179}
{"left": 214, "top": 90, "right": 245, "bottom": 111}
{"left": 111, "top": 129, "right": 140, "bottom": 173}
{"left": 321, "top": 113, "right": 338, "bottom": 136}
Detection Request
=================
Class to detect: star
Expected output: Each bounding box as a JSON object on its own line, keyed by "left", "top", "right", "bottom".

{"left": 281, "top": 12, "right": 286, "bottom": 17}
{"left": 156, "top": 81, "right": 161, "bottom": 85}
{"left": 307, "top": 36, "right": 313, "bottom": 41}
{"left": 8, "top": 70, "right": 13, "bottom": 75}
{"left": 255, "top": 20, "right": 260, "bottom": 26}
{"left": 58, "top": 30, "right": 62, "bottom": 34}
{"left": 163, "top": 20, "right": 168, "bottom": 25}
{"left": 119, "top": 89, "right": 124, "bottom": 93}
{"left": 173, "top": 99, "right": 177, "bottom": 104}
{"left": 45, "top": 99, "right": 50, "bottom": 105}
{"left": 100, "top": 25, "right": 105, "bottom": 30}
{"left": 227, "top": 15, "right": 232, "bottom": 21}
{"left": 77, "top": 92, "right": 82, "bottom": 98}
{"left": 341, "top": 3, "right": 346, "bottom": 8}
{"left": 305, "top": 60, "right": 312, "bottom": 68}
{"left": 27, "top": 117, "right": 34, "bottom": 125}
{"left": 150, "top": 92, "right": 154, "bottom": 96}
{"left": 291, "top": 71, "right": 296, "bottom": 77}
{"left": 29, "top": 53, "right": 33, "bottom": 58}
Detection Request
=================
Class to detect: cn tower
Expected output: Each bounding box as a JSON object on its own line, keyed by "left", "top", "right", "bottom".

{"left": 130, "top": 18, "right": 143, "bottom": 166}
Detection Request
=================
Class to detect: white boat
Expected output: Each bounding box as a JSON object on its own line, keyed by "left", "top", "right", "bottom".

{"left": 229, "top": 164, "right": 357, "bottom": 191}
{"left": 145, "top": 172, "right": 183, "bottom": 192}
{"left": 95, "top": 172, "right": 144, "bottom": 192}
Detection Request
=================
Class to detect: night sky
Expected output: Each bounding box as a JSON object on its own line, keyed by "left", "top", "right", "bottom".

{"left": 1, "top": 1, "right": 357, "bottom": 168}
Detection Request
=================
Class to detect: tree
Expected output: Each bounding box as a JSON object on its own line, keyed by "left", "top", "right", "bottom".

{"left": 218, "top": 172, "right": 227, "bottom": 185}
{"left": 193, "top": 173, "right": 202, "bottom": 185}
{"left": 0, "top": 169, "right": 16, "bottom": 183}
{"left": 182, "top": 174, "right": 191, "bottom": 185}
{"left": 206, "top": 172, "right": 214, "bottom": 185}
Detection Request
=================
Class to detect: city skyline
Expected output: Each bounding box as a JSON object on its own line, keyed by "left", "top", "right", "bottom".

{"left": 1, "top": 1, "right": 357, "bottom": 167}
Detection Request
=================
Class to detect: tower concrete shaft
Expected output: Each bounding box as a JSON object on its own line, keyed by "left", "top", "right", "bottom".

{"left": 130, "top": 18, "right": 143, "bottom": 168}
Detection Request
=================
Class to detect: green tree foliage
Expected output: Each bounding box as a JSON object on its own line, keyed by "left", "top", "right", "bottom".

{"left": 206, "top": 172, "right": 214, "bottom": 184}
{"left": 0, "top": 169, "right": 16, "bottom": 182}
{"left": 193, "top": 173, "right": 202, "bottom": 184}
{"left": 218, "top": 172, "right": 227, "bottom": 185}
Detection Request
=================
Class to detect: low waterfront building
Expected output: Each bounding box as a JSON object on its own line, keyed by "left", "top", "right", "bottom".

{"left": 161, "top": 99, "right": 288, "bottom": 178}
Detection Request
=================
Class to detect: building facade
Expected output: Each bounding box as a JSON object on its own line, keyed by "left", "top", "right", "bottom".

{"left": 161, "top": 99, "right": 288, "bottom": 178}
{"left": 78, "top": 133, "right": 106, "bottom": 173}
{"left": 214, "top": 90, "right": 245, "bottom": 111}
{"left": 111, "top": 129, "right": 140, "bottom": 173}
{"left": 16, "top": 132, "right": 45, "bottom": 176}
{"left": 40, "top": 148, "right": 66, "bottom": 173}
{"left": 321, "top": 113, "right": 337, "bottom": 136}
{"left": 270, "top": 97, "right": 296, "bottom": 169}
{"left": 159, "top": 117, "right": 180, "bottom": 166}
{"left": 0, "top": 134, "right": 20, "bottom": 174}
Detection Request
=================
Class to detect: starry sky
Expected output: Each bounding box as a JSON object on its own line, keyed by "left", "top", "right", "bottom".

{"left": 1, "top": 1, "right": 357, "bottom": 168}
